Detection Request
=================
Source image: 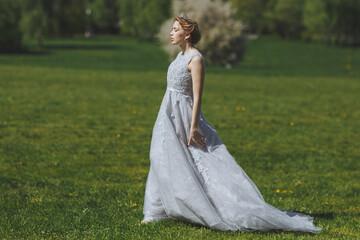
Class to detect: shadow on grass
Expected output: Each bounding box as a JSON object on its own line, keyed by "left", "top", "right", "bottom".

{"left": 311, "top": 212, "right": 334, "bottom": 219}
{"left": 0, "top": 49, "right": 51, "bottom": 56}
{"left": 150, "top": 218, "right": 321, "bottom": 236}
{"left": 43, "top": 44, "right": 122, "bottom": 51}
{"left": 0, "top": 43, "right": 134, "bottom": 55}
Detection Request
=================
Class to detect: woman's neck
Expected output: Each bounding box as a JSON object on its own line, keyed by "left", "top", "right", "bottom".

{"left": 180, "top": 42, "right": 194, "bottom": 54}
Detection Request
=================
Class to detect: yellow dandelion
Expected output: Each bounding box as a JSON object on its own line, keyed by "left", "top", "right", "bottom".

{"left": 31, "top": 200, "right": 35, "bottom": 203}
{"left": 116, "top": 133, "right": 121, "bottom": 138}
{"left": 19, "top": 162, "right": 23, "bottom": 165}
{"left": 241, "top": 107, "right": 246, "bottom": 111}
{"left": 290, "top": 190, "right": 294, "bottom": 194}
{"left": 68, "top": 193, "right": 73, "bottom": 196}
{"left": 290, "top": 122, "right": 294, "bottom": 126}
{"left": 343, "top": 113, "right": 347, "bottom": 117}
{"left": 117, "top": 154, "right": 121, "bottom": 157}
{"left": 236, "top": 106, "right": 241, "bottom": 111}
{"left": 299, "top": 209, "right": 303, "bottom": 212}
{"left": 276, "top": 189, "right": 280, "bottom": 193}
{"left": 356, "top": 219, "right": 359, "bottom": 223}
{"left": 345, "top": 64, "right": 352, "bottom": 70}
{"left": 128, "top": 97, "right": 131, "bottom": 100}
{"left": 132, "top": 110, "right": 137, "bottom": 114}
{"left": 324, "top": 202, "right": 328, "bottom": 205}
{"left": 132, "top": 203, "right": 137, "bottom": 207}
{"left": 282, "top": 190, "right": 287, "bottom": 193}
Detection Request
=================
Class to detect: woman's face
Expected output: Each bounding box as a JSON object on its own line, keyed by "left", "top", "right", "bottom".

{"left": 170, "top": 21, "right": 188, "bottom": 45}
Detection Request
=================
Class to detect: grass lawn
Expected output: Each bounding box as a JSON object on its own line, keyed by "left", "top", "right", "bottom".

{"left": 0, "top": 35, "right": 359, "bottom": 239}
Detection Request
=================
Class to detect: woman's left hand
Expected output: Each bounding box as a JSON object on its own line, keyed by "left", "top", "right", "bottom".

{"left": 187, "top": 129, "right": 206, "bottom": 148}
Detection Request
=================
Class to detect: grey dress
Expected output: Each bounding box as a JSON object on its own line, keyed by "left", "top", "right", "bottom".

{"left": 141, "top": 50, "right": 322, "bottom": 233}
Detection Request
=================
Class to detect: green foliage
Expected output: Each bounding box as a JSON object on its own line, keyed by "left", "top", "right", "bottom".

{"left": 51, "top": 0, "right": 86, "bottom": 37}
{"left": 2, "top": 0, "right": 358, "bottom": 47}
{"left": 230, "top": 0, "right": 269, "bottom": 34}
{"left": 231, "top": 0, "right": 360, "bottom": 46}
{"left": 303, "top": 0, "right": 360, "bottom": 46}
{"left": 0, "top": 0, "right": 22, "bottom": 52}
{"left": 325, "top": 0, "right": 360, "bottom": 46}
{"left": 0, "top": 35, "right": 360, "bottom": 239}
{"left": 89, "top": 0, "right": 119, "bottom": 34}
{"left": 270, "top": 0, "right": 305, "bottom": 39}
{"left": 19, "top": 0, "right": 86, "bottom": 47}
{"left": 20, "top": 0, "right": 48, "bottom": 47}
{"left": 118, "top": 0, "right": 135, "bottom": 35}
{"left": 118, "top": 0, "right": 171, "bottom": 39}
{"left": 303, "top": 0, "right": 328, "bottom": 35}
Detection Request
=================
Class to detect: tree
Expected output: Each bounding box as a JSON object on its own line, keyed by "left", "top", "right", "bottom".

{"left": 89, "top": 0, "right": 119, "bottom": 34}
{"left": 20, "top": 0, "right": 86, "bottom": 46}
{"left": 118, "top": 0, "right": 171, "bottom": 39}
{"left": 303, "top": 0, "right": 329, "bottom": 42}
{"left": 20, "top": 0, "right": 49, "bottom": 48}
{"left": 0, "top": 0, "right": 22, "bottom": 52}
{"left": 304, "top": 0, "right": 360, "bottom": 46}
{"left": 329, "top": 0, "right": 360, "bottom": 46}
{"left": 55, "top": 0, "right": 86, "bottom": 37}
{"left": 269, "top": 0, "right": 305, "bottom": 39}
{"left": 158, "top": 0, "right": 247, "bottom": 66}
{"left": 230, "top": 0, "right": 270, "bottom": 35}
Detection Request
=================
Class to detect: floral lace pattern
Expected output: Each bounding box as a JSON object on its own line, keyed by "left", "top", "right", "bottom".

{"left": 189, "top": 147, "right": 210, "bottom": 185}
{"left": 167, "top": 51, "right": 203, "bottom": 96}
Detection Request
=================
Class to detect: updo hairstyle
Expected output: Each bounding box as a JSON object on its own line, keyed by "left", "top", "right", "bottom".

{"left": 174, "top": 15, "right": 201, "bottom": 45}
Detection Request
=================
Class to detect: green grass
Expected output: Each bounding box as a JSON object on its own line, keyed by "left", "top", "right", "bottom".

{"left": 0, "top": 35, "right": 359, "bottom": 239}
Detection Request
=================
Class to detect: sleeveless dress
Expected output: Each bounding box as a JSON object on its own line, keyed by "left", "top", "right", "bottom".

{"left": 141, "top": 51, "right": 322, "bottom": 233}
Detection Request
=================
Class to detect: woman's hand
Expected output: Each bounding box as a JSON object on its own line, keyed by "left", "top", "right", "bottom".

{"left": 187, "top": 129, "right": 206, "bottom": 148}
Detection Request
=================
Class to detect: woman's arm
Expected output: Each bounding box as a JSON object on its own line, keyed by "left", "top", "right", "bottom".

{"left": 187, "top": 55, "right": 206, "bottom": 148}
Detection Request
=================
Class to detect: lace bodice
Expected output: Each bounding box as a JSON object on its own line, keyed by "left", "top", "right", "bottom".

{"left": 166, "top": 51, "right": 204, "bottom": 96}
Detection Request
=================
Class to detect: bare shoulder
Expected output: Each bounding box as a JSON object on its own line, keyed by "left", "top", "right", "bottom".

{"left": 189, "top": 50, "right": 204, "bottom": 64}
{"left": 192, "top": 50, "right": 202, "bottom": 57}
{"left": 190, "top": 55, "right": 203, "bottom": 64}
{"left": 189, "top": 55, "right": 202, "bottom": 68}
{"left": 188, "top": 55, "right": 204, "bottom": 73}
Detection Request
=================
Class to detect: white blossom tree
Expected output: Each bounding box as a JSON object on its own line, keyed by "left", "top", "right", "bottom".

{"left": 157, "top": 0, "right": 247, "bottom": 66}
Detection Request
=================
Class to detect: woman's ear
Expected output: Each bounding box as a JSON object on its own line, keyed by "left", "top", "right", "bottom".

{"left": 185, "top": 33, "right": 191, "bottom": 41}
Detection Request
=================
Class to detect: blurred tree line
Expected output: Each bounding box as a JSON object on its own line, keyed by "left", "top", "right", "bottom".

{"left": 1, "top": 0, "right": 359, "bottom": 53}
{"left": 230, "top": 0, "right": 360, "bottom": 46}
{"left": 0, "top": 0, "right": 171, "bottom": 52}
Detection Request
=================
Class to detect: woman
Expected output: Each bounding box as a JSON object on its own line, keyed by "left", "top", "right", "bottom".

{"left": 141, "top": 13, "right": 322, "bottom": 233}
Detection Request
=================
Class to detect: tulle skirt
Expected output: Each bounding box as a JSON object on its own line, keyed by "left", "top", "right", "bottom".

{"left": 141, "top": 88, "right": 322, "bottom": 233}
